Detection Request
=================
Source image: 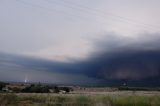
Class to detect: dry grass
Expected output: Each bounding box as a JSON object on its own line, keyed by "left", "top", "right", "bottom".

{"left": 0, "top": 91, "right": 160, "bottom": 106}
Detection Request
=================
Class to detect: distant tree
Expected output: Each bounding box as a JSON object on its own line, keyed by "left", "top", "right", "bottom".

{"left": 0, "top": 82, "right": 8, "bottom": 90}
{"left": 54, "top": 86, "right": 60, "bottom": 93}
{"left": 22, "top": 86, "right": 30, "bottom": 93}
{"left": 21, "top": 84, "right": 72, "bottom": 93}
{"left": 62, "top": 87, "right": 70, "bottom": 93}
{"left": 22, "top": 84, "right": 50, "bottom": 93}
{"left": 30, "top": 85, "right": 41, "bottom": 93}
{"left": 30, "top": 84, "right": 35, "bottom": 87}
{"left": 12, "top": 87, "right": 21, "bottom": 93}
{"left": 41, "top": 86, "right": 49, "bottom": 93}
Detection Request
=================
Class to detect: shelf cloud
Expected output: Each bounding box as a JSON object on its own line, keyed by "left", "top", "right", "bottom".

{"left": 0, "top": 32, "right": 160, "bottom": 86}
{"left": 1, "top": 0, "right": 160, "bottom": 86}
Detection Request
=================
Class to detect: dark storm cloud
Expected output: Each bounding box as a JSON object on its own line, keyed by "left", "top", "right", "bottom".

{"left": 84, "top": 50, "right": 160, "bottom": 80}
{"left": 1, "top": 32, "right": 160, "bottom": 86}
{"left": 81, "top": 32, "right": 160, "bottom": 80}
{"left": 92, "top": 32, "right": 160, "bottom": 53}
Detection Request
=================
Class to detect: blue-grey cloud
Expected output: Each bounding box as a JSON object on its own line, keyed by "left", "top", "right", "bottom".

{"left": 1, "top": 32, "right": 160, "bottom": 86}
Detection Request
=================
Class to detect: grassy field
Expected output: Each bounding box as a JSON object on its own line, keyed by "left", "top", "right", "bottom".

{"left": 0, "top": 91, "right": 160, "bottom": 106}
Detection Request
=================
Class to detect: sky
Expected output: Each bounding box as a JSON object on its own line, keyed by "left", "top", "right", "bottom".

{"left": 0, "top": 0, "right": 160, "bottom": 86}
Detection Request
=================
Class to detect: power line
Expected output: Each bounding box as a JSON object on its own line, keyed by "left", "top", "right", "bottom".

{"left": 15, "top": 0, "right": 89, "bottom": 22}
{"left": 43, "top": 0, "right": 144, "bottom": 32}
{"left": 46, "top": 0, "right": 160, "bottom": 31}
{"left": 15, "top": 0, "right": 126, "bottom": 30}
{"left": 15, "top": 0, "right": 159, "bottom": 33}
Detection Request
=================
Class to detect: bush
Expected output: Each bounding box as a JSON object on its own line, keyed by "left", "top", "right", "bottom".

{"left": 54, "top": 86, "right": 60, "bottom": 93}
{"left": 22, "top": 84, "right": 50, "bottom": 93}
{"left": 0, "top": 82, "right": 8, "bottom": 90}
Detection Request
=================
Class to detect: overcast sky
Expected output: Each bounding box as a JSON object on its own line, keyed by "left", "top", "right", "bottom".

{"left": 0, "top": 0, "right": 160, "bottom": 86}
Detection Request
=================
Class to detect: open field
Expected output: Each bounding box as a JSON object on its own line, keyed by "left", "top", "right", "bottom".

{"left": 0, "top": 91, "right": 160, "bottom": 106}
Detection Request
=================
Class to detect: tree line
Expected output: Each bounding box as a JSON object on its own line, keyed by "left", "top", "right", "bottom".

{"left": 0, "top": 82, "right": 73, "bottom": 93}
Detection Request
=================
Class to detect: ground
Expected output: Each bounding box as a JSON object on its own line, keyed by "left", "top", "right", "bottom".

{"left": 0, "top": 91, "right": 160, "bottom": 106}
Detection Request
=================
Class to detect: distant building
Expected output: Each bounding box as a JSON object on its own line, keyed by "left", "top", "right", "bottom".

{"left": 49, "top": 89, "right": 54, "bottom": 93}
{"left": 59, "top": 90, "right": 66, "bottom": 94}
{"left": 2, "top": 87, "right": 12, "bottom": 93}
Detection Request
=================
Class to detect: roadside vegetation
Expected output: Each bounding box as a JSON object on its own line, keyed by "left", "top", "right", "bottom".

{"left": 1, "top": 82, "right": 160, "bottom": 106}
{"left": 0, "top": 93, "right": 160, "bottom": 106}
